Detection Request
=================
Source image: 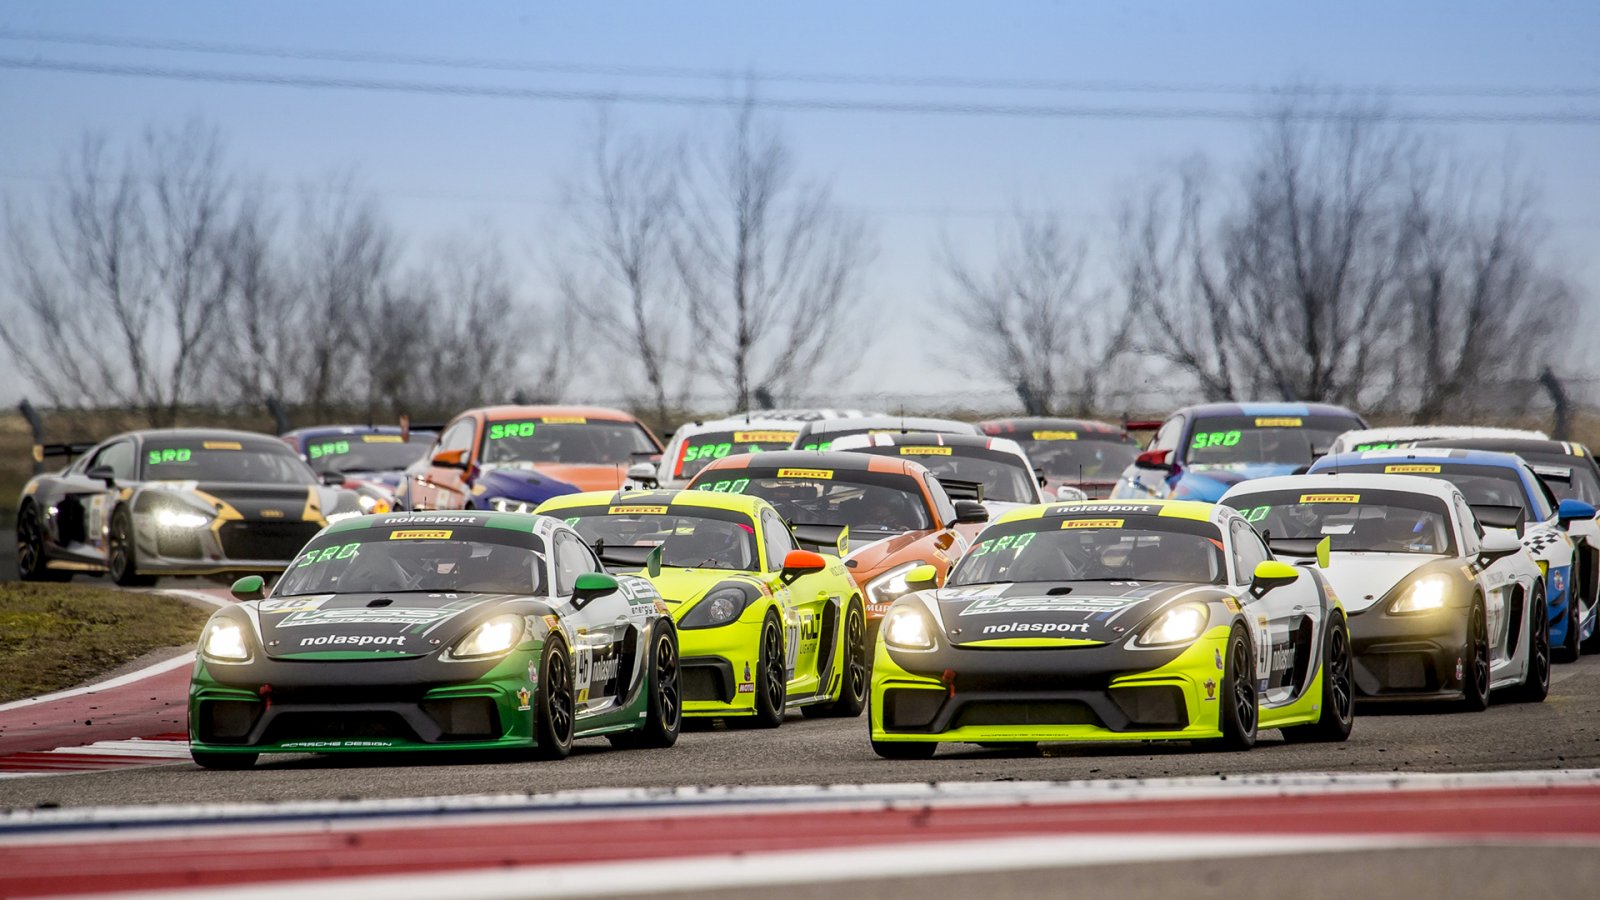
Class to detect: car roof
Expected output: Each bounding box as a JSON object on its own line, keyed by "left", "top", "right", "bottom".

{"left": 534, "top": 488, "right": 776, "bottom": 517}
{"left": 979, "top": 417, "right": 1130, "bottom": 438}
{"left": 281, "top": 424, "right": 430, "bottom": 439}
{"left": 694, "top": 449, "right": 925, "bottom": 478}
{"left": 1411, "top": 437, "right": 1585, "bottom": 457}
{"left": 1329, "top": 425, "right": 1548, "bottom": 454}
{"left": 470, "top": 405, "right": 642, "bottom": 423}
{"left": 322, "top": 509, "right": 566, "bottom": 537}
{"left": 829, "top": 431, "right": 1028, "bottom": 457}
{"left": 670, "top": 416, "right": 807, "bottom": 436}
{"left": 1221, "top": 472, "right": 1463, "bottom": 503}
{"left": 1173, "top": 401, "right": 1365, "bottom": 420}
{"left": 105, "top": 427, "right": 282, "bottom": 445}
{"left": 1314, "top": 447, "right": 1534, "bottom": 472}
{"left": 993, "top": 498, "right": 1228, "bottom": 528}
{"left": 796, "top": 415, "right": 981, "bottom": 436}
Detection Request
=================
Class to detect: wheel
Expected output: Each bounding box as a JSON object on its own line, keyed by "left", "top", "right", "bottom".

{"left": 608, "top": 621, "right": 682, "bottom": 749}
{"left": 750, "top": 611, "right": 787, "bottom": 728}
{"left": 530, "top": 639, "right": 576, "bottom": 760}
{"left": 803, "top": 600, "right": 868, "bottom": 719}
{"left": 108, "top": 507, "right": 157, "bottom": 587}
{"left": 1508, "top": 588, "right": 1551, "bottom": 703}
{"left": 871, "top": 739, "right": 936, "bottom": 760}
{"left": 1212, "top": 622, "right": 1258, "bottom": 751}
{"left": 1553, "top": 583, "right": 1581, "bottom": 664}
{"left": 16, "top": 503, "right": 68, "bottom": 582}
{"left": 1583, "top": 599, "right": 1600, "bottom": 655}
{"left": 1460, "top": 598, "right": 1491, "bottom": 712}
{"left": 191, "top": 750, "right": 257, "bottom": 770}
{"left": 1281, "top": 615, "right": 1354, "bottom": 743}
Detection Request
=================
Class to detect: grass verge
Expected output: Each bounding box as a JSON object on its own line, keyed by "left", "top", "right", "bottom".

{"left": 0, "top": 583, "right": 212, "bottom": 703}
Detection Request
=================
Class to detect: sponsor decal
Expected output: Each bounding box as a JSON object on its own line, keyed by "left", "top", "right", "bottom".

{"left": 1032, "top": 430, "right": 1077, "bottom": 440}
{"left": 363, "top": 434, "right": 404, "bottom": 443}
{"left": 147, "top": 448, "right": 192, "bottom": 465}
{"left": 1299, "top": 493, "right": 1359, "bottom": 504}
{"left": 900, "top": 446, "right": 953, "bottom": 456}
{"left": 1455, "top": 657, "right": 1465, "bottom": 682}
{"left": 1215, "top": 647, "right": 1225, "bottom": 670}
{"left": 1061, "top": 518, "right": 1123, "bottom": 529}
{"left": 390, "top": 529, "right": 452, "bottom": 540}
{"left": 261, "top": 509, "right": 284, "bottom": 518}
{"left": 777, "top": 468, "right": 832, "bottom": 480}
{"left": 516, "top": 687, "right": 532, "bottom": 711}
{"left": 1203, "top": 678, "right": 1217, "bottom": 700}
{"left": 281, "top": 740, "right": 397, "bottom": 748}
{"left": 979, "top": 621, "right": 1090, "bottom": 635}
{"left": 297, "top": 635, "right": 406, "bottom": 648}
{"left": 489, "top": 422, "right": 538, "bottom": 440}
{"left": 733, "top": 430, "right": 797, "bottom": 443}
{"left": 961, "top": 596, "right": 1136, "bottom": 616}
{"left": 1254, "top": 417, "right": 1303, "bottom": 427}
{"left": 541, "top": 416, "right": 588, "bottom": 424}
{"left": 203, "top": 440, "right": 244, "bottom": 450}
{"left": 276, "top": 608, "right": 457, "bottom": 628}
{"left": 1049, "top": 503, "right": 1157, "bottom": 516}
{"left": 738, "top": 683, "right": 756, "bottom": 693}
{"left": 1385, "top": 464, "right": 1441, "bottom": 474}
{"left": 259, "top": 597, "right": 328, "bottom": 614}
{"left": 610, "top": 505, "right": 667, "bottom": 515}
{"left": 527, "top": 660, "right": 539, "bottom": 686}
{"left": 379, "top": 514, "right": 482, "bottom": 526}
{"left": 1223, "top": 597, "right": 1241, "bottom": 613}
{"left": 1271, "top": 646, "right": 1295, "bottom": 671}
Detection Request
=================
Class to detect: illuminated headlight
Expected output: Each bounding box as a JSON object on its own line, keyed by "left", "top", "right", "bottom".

{"left": 357, "top": 494, "right": 392, "bottom": 514}
{"left": 201, "top": 620, "right": 251, "bottom": 663}
{"left": 866, "top": 562, "right": 925, "bottom": 607}
{"left": 156, "top": 508, "right": 211, "bottom": 529}
{"left": 449, "top": 614, "right": 526, "bottom": 659}
{"left": 1135, "top": 603, "right": 1209, "bottom": 647}
{"left": 489, "top": 498, "right": 536, "bottom": 514}
{"left": 1390, "top": 575, "right": 1450, "bottom": 614}
{"left": 883, "top": 605, "right": 935, "bottom": 650}
{"left": 679, "top": 587, "right": 750, "bottom": 629}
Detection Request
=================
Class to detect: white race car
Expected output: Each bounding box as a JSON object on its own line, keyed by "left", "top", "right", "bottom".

{"left": 827, "top": 431, "right": 1047, "bottom": 533}
{"left": 1325, "top": 425, "right": 1548, "bottom": 457}
{"left": 1222, "top": 473, "right": 1547, "bottom": 708}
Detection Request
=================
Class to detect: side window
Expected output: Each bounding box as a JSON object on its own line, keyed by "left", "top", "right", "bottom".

{"left": 89, "top": 441, "right": 137, "bottom": 481}
{"left": 1230, "top": 519, "right": 1270, "bottom": 582}
{"left": 1455, "top": 494, "right": 1483, "bottom": 553}
{"left": 554, "top": 532, "right": 597, "bottom": 595}
{"left": 1153, "top": 416, "right": 1185, "bottom": 453}
{"left": 1529, "top": 474, "right": 1557, "bottom": 522}
{"left": 925, "top": 478, "right": 958, "bottom": 528}
{"left": 760, "top": 510, "right": 796, "bottom": 570}
{"left": 438, "top": 420, "right": 475, "bottom": 455}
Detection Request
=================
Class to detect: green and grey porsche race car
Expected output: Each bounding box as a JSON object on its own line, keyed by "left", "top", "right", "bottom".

{"left": 187, "top": 511, "right": 680, "bottom": 768}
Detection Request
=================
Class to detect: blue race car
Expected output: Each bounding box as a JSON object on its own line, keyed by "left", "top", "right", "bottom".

{"left": 281, "top": 425, "right": 436, "bottom": 515}
{"left": 1112, "top": 403, "right": 1366, "bottom": 503}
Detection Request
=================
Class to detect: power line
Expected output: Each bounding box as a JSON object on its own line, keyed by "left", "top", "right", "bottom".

{"left": 5, "top": 56, "right": 1600, "bottom": 125}
{"left": 3, "top": 27, "right": 1599, "bottom": 101}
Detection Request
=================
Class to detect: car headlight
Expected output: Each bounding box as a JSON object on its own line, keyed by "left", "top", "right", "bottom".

{"left": 883, "top": 604, "right": 936, "bottom": 650}
{"left": 448, "top": 613, "right": 527, "bottom": 659}
{"left": 201, "top": 620, "right": 251, "bottom": 663}
{"left": 489, "top": 498, "right": 536, "bottom": 514}
{"left": 1135, "top": 603, "right": 1210, "bottom": 647}
{"left": 156, "top": 508, "right": 211, "bottom": 529}
{"left": 866, "top": 562, "right": 925, "bottom": 607}
{"left": 356, "top": 494, "right": 392, "bottom": 514}
{"left": 1390, "top": 574, "right": 1450, "bottom": 614}
{"left": 679, "top": 586, "right": 753, "bottom": 629}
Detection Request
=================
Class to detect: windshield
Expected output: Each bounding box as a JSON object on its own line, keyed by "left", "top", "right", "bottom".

{"left": 848, "top": 445, "right": 1036, "bottom": 503}
{"left": 1525, "top": 454, "right": 1600, "bottom": 506}
{"left": 480, "top": 420, "right": 658, "bottom": 465}
{"left": 1185, "top": 415, "right": 1362, "bottom": 468}
{"left": 563, "top": 506, "right": 761, "bottom": 571}
{"left": 690, "top": 468, "right": 933, "bottom": 536}
{"left": 1012, "top": 434, "right": 1138, "bottom": 481}
{"left": 672, "top": 428, "right": 799, "bottom": 479}
{"left": 274, "top": 528, "right": 548, "bottom": 596}
{"left": 141, "top": 439, "right": 315, "bottom": 485}
{"left": 952, "top": 515, "right": 1227, "bottom": 585}
{"left": 1224, "top": 489, "right": 1456, "bottom": 555}
{"left": 303, "top": 434, "right": 433, "bottom": 474}
{"left": 1333, "top": 463, "right": 1533, "bottom": 517}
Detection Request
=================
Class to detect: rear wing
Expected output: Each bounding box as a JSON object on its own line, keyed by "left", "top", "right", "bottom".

{"left": 792, "top": 523, "right": 848, "bottom": 556}
{"left": 935, "top": 478, "right": 986, "bottom": 502}
{"left": 33, "top": 442, "right": 95, "bottom": 464}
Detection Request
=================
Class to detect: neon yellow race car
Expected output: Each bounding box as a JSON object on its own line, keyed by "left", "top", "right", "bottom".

{"left": 536, "top": 489, "right": 866, "bottom": 726}
{"left": 869, "top": 499, "right": 1354, "bottom": 757}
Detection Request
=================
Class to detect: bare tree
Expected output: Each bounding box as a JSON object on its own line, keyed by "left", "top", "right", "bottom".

{"left": 215, "top": 187, "right": 297, "bottom": 406}
{"left": 673, "top": 98, "right": 872, "bottom": 409}
{"left": 940, "top": 209, "right": 1134, "bottom": 415}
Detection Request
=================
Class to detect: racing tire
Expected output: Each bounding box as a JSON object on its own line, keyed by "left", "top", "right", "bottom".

{"left": 871, "top": 739, "right": 936, "bottom": 760}
{"left": 1460, "top": 598, "right": 1492, "bottom": 712}
{"left": 1583, "top": 602, "right": 1600, "bottom": 655}
{"left": 530, "top": 640, "right": 576, "bottom": 760}
{"left": 1211, "top": 622, "right": 1258, "bottom": 751}
{"left": 1508, "top": 588, "right": 1551, "bottom": 703}
{"left": 108, "top": 507, "right": 157, "bottom": 587}
{"left": 804, "top": 599, "right": 868, "bottom": 719}
{"left": 16, "top": 503, "right": 69, "bottom": 582}
{"left": 609, "top": 620, "right": 682, "bottom": 750}
{"left": 191, "top": 751, "right": 257, "bottom": 770}
{"left": 1554, "top": 586, "right": 1581, "bottom": 664}
{"left": 751, "top": 611, "right": 788, "bottom": 729}
{"left": 1280, "top": 615, "right": 1354, "bottom": 743}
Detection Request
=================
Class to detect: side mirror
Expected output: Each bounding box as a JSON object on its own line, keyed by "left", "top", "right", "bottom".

{"left": 1134, "top": 449, "right": 1175, "bottom": 472}
{"left": 1250, "top": 560, "right": 1299, "bottom": 597}
{"left": 431, "top": 448, "right": 468, "bottom": 469}
{"left": 779, "top": 549, "right": 828, "bottom": 584}
{"left": 626, "top": 462, "right": 659, "bottom": 488}
{"left": 1478, "top": 528, "right": 1524, "bottom": 566}
{"left": 85, "top": 465, "right": 117, "bottom": 487}
{"left": 905, "top": 563, "right": 940, "bottom": 592}
{"left": 230, "top": 575, "right": 266, "bottom": 602}
{"left": 572, "top": 571, "right": 619, "bottom": 606}
{"left": 320, "top": 470, "right": 347, "bottom": 487}
{"left": 1055, "top": 485, "right": 1088, "bottom": 502}
{"left": 1034, "top": 466, "right": 1048, "bottom": 488}
{"left": 1557, "top": 498, "right": 1597, "bottom": 529}
{"left": 952, "top": 499, "right": 988, "bottom": 525}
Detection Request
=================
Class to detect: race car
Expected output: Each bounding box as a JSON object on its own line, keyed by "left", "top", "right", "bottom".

{"left": 1308, "top": 448, "right": 1593, "bottom": 661}
{"left": 685, "top": 450, "right": 989, "bottom": 623}
{"left": 868, "top": 500, "right": 1354, "bottom": 758}
{"left": 281, "top": 424, "right": 435, "bottom": 515}
{"left": 978, "top": 418, "right": 1140, "bottom": 499}
{"left": 1221, "top": 474, "right": 1547, "bottom": 707}
{"left": 536, "top": 489, "right": 867, "bottom": 725}
{"left": 651, "top": 415, "right": 806, "bottom": 489}
{"left": 1112, "top": 402, "right": 1366, "bottom": 503}
{"left": 1325, "top": 425, "right": 1548, "bottom": 456}
{"left": 398, "top": 406, "right": 663, "bottom": 513}
{"left": 187, "top": 511, "right": 679, "bottom": 768}
{"left": 16, "top": 429, "right": 361, "bottom": 585}
{"left": 827, "top": 431, "right": 1045, "bottom": 533}
{"left": 1411, "top": 437, "right": 1600, "bottom": 654}
{"left": 789, "top": 415, "right": 981, "bottom": 452}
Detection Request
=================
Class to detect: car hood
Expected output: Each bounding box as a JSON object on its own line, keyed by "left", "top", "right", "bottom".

{"left": 931, "top": 580, "right": 1224, "bottom": 646}
{"left": 472, "top": 465, "right": 583, "bottom": 505}
{"left": 844, "top": 530, "right": 942, "bottom": 583}
{"left": 1173, "top": 463, "right": 1306, "bottom": 501}
{"left": 148, "top": 481, "right": 328, "bottom": 522}
{"left": 1302, "top": 553, "right": 1437, "bottom": 613}
{"left": 610, "top": 566, "right": 767, "bottom": 614}
{"left": 483, "top": 461, "right": 630, "bottom": 493}
{"left": 252, "top": 591, "right": 544, "bottom": 660}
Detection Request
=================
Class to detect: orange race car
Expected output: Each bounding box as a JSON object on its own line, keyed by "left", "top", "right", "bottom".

{"left": 686, "top": 450, "right": 989, "bottom": 623}
{"left": 978, "top": 417, "right": 1140, "bottom": 500}
{"left": 398, "top": 405, "right": 663, "bottom": 512}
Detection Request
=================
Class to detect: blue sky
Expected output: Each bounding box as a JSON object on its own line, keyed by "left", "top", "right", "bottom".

{"left": 1, "top": 1, "right": 1596, "bottom": 410}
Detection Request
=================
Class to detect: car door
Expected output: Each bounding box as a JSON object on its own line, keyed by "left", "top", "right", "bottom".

{"left": 52, "top": 440, "right": 137, "bottom": 560}
{"left": 408, "top": 419, "right": 477, "bottom": 510}
{"left": 1232, "top": 519, "right": 1313, "bottom": 705}
{"left": 763, "top": 509, "right": 835, "bottom": 696}
{"left": 1455, "top": 493, "right": 1513, "bottom": 663}
{"left": 553, "top": 530, "right": 633, "bottom": 715}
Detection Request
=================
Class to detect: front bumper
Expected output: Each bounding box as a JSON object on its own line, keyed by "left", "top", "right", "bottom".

{"left": 1346, "top": 605, "right": 1470, "bottom": 700}
{"left": 868, "top": 627, "right": 1230, "bottom": 744}
{"left": 137, "top": 515, "right": 322, "bottom": 577}
{"left": 677, "top": 623, "right": 762, "bottom": 718}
